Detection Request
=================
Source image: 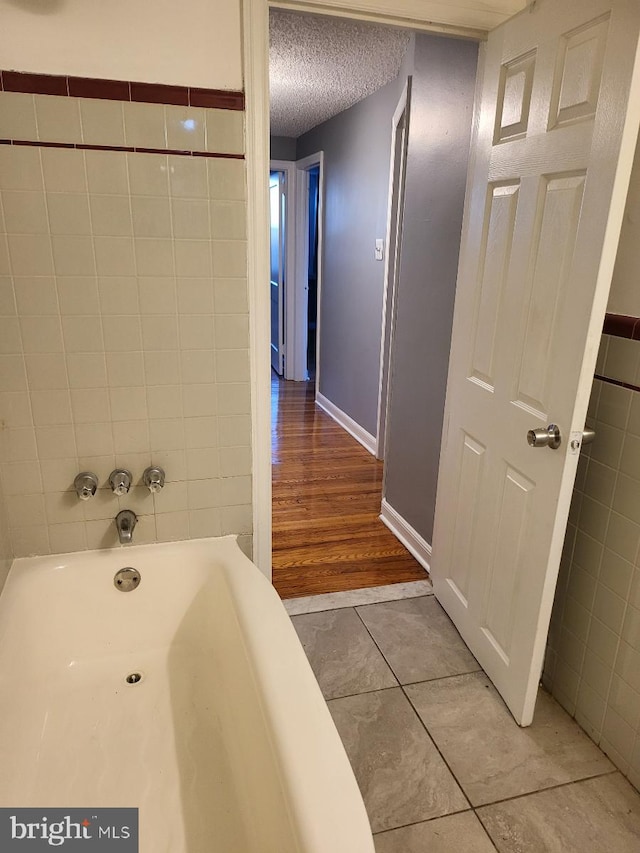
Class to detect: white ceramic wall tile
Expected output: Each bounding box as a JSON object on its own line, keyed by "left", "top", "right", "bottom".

{"left": 0, "top": 93, "right": 38, "bottom": 141}
{"left": 177, "top": 278, "right": 215, "bottom": 314}
{"left": 205, "top": 109, "right": 244, "bottom": 155}
{"left": 123, "top": 101, "right": 167, "bottom": 149}
{"left": 179, "top": 349, "right": 215, "bottom": 384}
{"left": 0, "top": 475, "right": 13, "bottom": 592}
{"left": 165, "top": 105, "right": 206, "bottom": 152}
{"left": 90, "top": 196, "right": 133, "bottom": 238}
{"left": 207, "top": 159, "right": 245, "bottom": 201}
{"left": 79, "top": 99, "right": 126, "bottom": 148}
{"left": 0, "top": 98, "right": 250, "bottom": 559}
{"left": 25, "top": 353, "right": 66, "bottom": 391}
{"left": 47, "top": 193, "right": 92, "bottom": 236}
{"left": 33, "top": 95, "right": 82, "bottom": 145}
{"left": 546, "top": 371, "right": 640, "bottom": 792}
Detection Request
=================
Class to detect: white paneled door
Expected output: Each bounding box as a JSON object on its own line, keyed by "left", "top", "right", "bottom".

{"left": 432, "top": 0, "right": 640, "bottom": 726}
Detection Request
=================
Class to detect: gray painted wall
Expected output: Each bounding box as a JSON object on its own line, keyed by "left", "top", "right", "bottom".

{"left": 383, "top": 34, "right": 478, "bottom": 545}
{"left": 297, "top": 76, "right": 403, "bottom": 435}
{"left": 271, "top": 135, "right": 297, "bottom": 161}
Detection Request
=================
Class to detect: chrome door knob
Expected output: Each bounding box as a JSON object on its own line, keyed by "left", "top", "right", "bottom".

{"left": 527, "top": 424, "right": 561, "bottom": 450}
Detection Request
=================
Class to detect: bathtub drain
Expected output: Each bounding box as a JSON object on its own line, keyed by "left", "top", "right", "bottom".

{"left": 125, "top": 672, "right": 143, "bottom": 684}
{"left": 114, "top": 567, "right": 141, "bottom": 591}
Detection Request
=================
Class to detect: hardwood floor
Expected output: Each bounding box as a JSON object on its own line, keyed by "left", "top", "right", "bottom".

{"left": 272, "top": 374, "right": 428, "bottom": 599}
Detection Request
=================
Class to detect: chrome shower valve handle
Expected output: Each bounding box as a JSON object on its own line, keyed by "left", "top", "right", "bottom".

{"left": 143, "top": 466, "right": 165, "bottom": 493}
{"left": 109, "top": 469, "right": 133, "bottom": 496}
{"left": 74, "top": 472, "right": 98, "bottom": 501}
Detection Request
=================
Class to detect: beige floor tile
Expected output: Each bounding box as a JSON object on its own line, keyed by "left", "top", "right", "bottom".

{"left": 328, "top": 688, "right": 468, "bottom": 832}
{"left": 357, "top": 597, "right": 480, "bottom": 683}
{"left": 374, "top": 811, "right": 497, "bottom": 852}
{"left": 477, "top": 773, "right": 640, "bottom": 852}
{"left": 405, "top": 672, "right": 613, "bottom": 806}
{"left": 291, "top": 608, "right": 397, "bottom": 699}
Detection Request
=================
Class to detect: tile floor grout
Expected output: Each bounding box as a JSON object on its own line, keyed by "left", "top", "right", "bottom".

{"left": 355, "top": 599, "right": 621, "bottom": 816}
{"left": 470, "top": 768, "right": 621, "bottom": 811}
{"left": 292, "top": 594, "right": 640, "bottom": 849}
{"left": 351, "top": 603, "right": 479, "bottom": 821}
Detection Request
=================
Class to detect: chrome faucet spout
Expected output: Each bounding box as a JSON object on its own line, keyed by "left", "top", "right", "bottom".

{"left": 115, "top": 509, "right": 137, "bottom": 545}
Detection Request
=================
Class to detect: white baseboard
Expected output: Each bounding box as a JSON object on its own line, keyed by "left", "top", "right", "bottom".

{"left": 380, "top": 498, "right": 431, "bottom": 572}
{"left": 316, "top": 392, "right": 377, "bottom": 456}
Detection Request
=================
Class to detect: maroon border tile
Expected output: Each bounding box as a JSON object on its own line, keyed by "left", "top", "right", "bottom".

{"left": 14, "top": 139, "right": 74, "bottom": 149}
{"left": 594, "top": 374, "right": 640, "bottom": 394}
{"left": 68, "top": 77, "right": 130, "bottom": 101}
{"left": 192, "top": 150, "right": 243, "bottom": 159}
{"left": 130, "top": 82, "right": 189, "bottom": 106}
{"left": 2, "top": 70, "right": 68, "bottom": 96}
{"left": 190, "top": 87, "right": 244, "bottom": 110}
{"left": 80, "top": 143, "right": 135, "bottom": 153}
{"left": 0, "top": 137, "right": 243, "bottom": 161}
{"left": 0, "top": 70, "right": 244, "bottom": 111}
{"left": 603, "top": 313, "right": 638, "bottom": 339}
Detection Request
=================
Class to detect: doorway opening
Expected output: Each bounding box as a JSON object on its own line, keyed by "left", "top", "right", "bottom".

{"left": 376, "top": 80, "right": 410, "bottom": 462}
{"left": 269, "top": 169, "right": 286, "bottom": 375}
{"left": 306, "top": 164, "right": 320, "bottom": 382}
{"left": 268, "top": 9, "right": 457, "bottom": 599}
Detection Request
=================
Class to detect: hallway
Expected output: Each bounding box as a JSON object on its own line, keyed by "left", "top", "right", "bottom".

{"left": 271, "top": 375, "right": 427, "bottom": 599}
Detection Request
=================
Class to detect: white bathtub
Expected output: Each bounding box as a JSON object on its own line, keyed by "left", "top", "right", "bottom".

{"left": 0, "top": 536, "right": 374, "bottom": 852}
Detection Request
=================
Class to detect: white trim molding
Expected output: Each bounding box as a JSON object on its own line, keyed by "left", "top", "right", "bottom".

{"left": 242, "top": 0, "right": 511, "bottom": 580}
{"left": 316, "top": 393, "right": 377, "bottom": 456}
{"left": 376, "top": 80, "right": 410, "bottom": 461}
{"left": 380, "top": 498, "right": 431, "bottom": 572}
{"left": 270, "top": 159, "right": 297, "bottom": 380}
{"left": 269, "top": 0, "right": 524, "bottom": 37}
{"left": 293, "top": 152, "right": 325, "bottom": 384}
{"left": 243, "top": 0, "right": 272, "bottom": 578}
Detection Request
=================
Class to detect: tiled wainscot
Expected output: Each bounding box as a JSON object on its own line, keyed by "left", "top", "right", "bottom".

{"left": 0, "top": 74, "right": 251, "bottom": 558}
{"left": 545, "top": 320, "right": 640, "bottom": 791}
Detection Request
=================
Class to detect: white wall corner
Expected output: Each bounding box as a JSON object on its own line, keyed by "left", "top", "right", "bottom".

{"left": 316, "top": 393, "right": 377, "bottom": 456}
{"left": 380, "top": 498, "right": 431, "bottom": 572}
{"left": 244, "top": 0, "right": 273, "bottom": 579}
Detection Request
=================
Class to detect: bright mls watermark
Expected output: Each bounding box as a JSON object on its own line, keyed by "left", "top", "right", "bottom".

{"left": 0, "top": 809, "right": 138, "bottom": 850}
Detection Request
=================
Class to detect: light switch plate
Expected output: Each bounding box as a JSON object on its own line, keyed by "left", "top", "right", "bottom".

{"left": 375, "top": 239, "right": 384, "bottom": 261}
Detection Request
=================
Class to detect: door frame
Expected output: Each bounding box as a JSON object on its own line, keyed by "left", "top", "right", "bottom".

{"left": 243, "top": 0, "right": 503, "bottom": 576}
{"left": 293, "top": 152, "right": 325, "bottom": 387}
{"left": 270, "top": 159, "right": 297, "bottom": 379}
{"left": 375, "top": 80, "right": 411, "bottom": 461}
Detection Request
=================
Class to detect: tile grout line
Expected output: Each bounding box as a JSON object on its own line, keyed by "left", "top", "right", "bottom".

{"left": 350, "top": 606, "right": 475, "bottom": 813}
{"left": 309, "top": 611, "right": 632, "bottom": 845}
{"left": 370, "top": 806, "right": 496, "bottom": 843}
{"left": 472, "top": 767, "right": 620, "bottom": 812}
{"left": 398, "top": 682, "right": 474, "bottom": 809}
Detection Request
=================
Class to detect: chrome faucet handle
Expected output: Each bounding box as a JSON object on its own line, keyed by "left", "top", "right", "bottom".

{"left": 143, "top": 466, "right": 165, "bottom": 494}
{"left": 74, "top": 472, "right": 98, "bottom": 501}
{"left": 109, "top": 469, "right": 132, "bottom": 496}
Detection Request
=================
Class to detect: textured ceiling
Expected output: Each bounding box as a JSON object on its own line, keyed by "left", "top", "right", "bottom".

{"left": 269, "top": 9, "right": 412, "bottom": 139}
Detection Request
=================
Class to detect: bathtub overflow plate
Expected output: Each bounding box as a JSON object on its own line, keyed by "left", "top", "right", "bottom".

{"left": 114, "top": 567, "right": 141, "bottom": 591}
